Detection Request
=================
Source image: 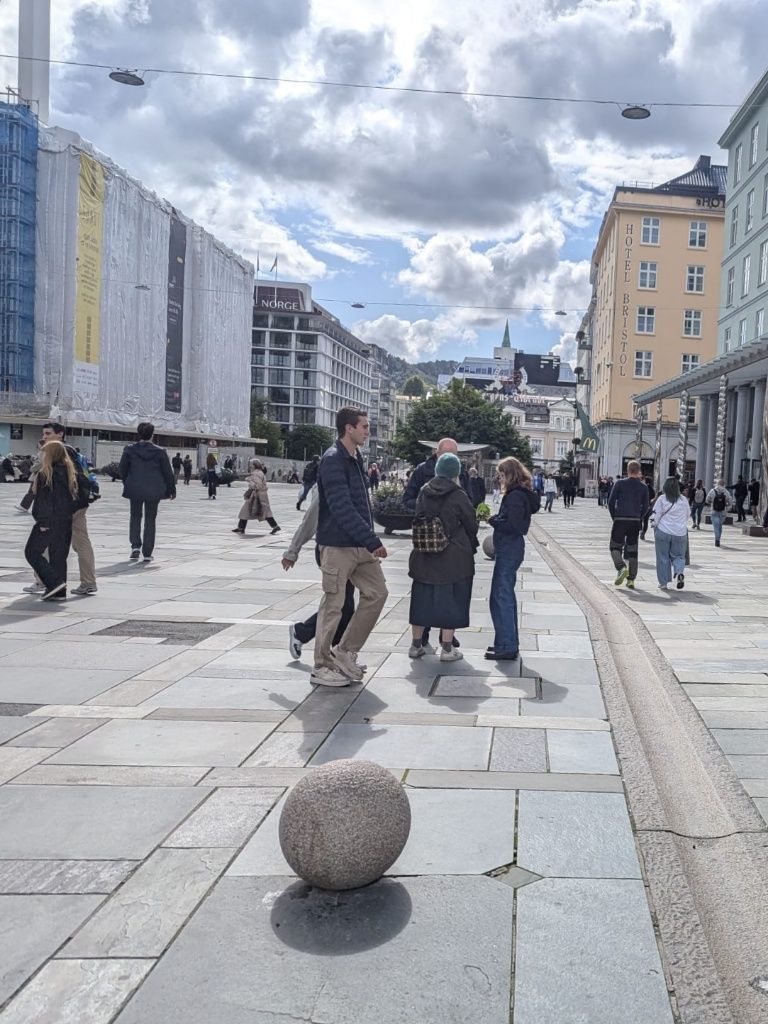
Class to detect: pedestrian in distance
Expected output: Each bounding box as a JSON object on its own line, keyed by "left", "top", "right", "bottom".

{"left": 296, "top": 455, "right": 319, "bottom": 510}
{"left": 119, "top": 422, "right": 176, "bottom": 563}
{"left": 171, "top": 452, "right": 183, "bottom": 483}
{"left": 368, "top": 462, "right": 381, "bottom": 491}
{"left": 182, "top": 455, "right": 193, "bottom": 485}
{"left": 543, "top": 473, "right": 557, "bottom": 512}
{"left": 690, "top": 479, "right": 707, "bottom": 530}
{"left": 651, "top": 477, "right": 691, "bottom": 590}
{"left": 24, "top": 440, "right": 90, "bottom": 600}
{"left": 468, "top": 466, "right": 487, "bottom": 509}
{"left": 706, "top": 478, "right": 733, "bottom": 547}
{"left": 408, "top": 453, "right": 478, "bottom": 663}
{"left": 311, "top": 407, "right": 388, "bottom": 687}
{"left": 233, "top": 458, "right": 281, "bottom": 534}
{"left": 486, "top": 456, "right": 540, "bottom": 661}
{"left": 749, "top": 477, "right": 760, "bottom": 523}
{"left": 607, "top": 460, "right": 649, "bottom": 590}
{"left": 639, "top": 477, "right": 656, "bottom": 539}
{"left": 733, "top": 475, "right": 748, "bottom": 523}
{"left": 205, "top": 453, "right": 219, "bottom": 499}
{"left": 282, "top": 486, "right": 356, "bottom": 662}
{"left": 561, "top": 474, "right": 576, "bottom": 508}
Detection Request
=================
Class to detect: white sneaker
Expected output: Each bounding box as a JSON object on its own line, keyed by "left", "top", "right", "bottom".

{"left": 349, "top": 652, "right": 368, "bottom": 672}
{"left": 422, "top": 642, "right": 436, "bottom": 656}
{"left": 288, "top": 624, "right": 302, "bottom": 660}
{"left": 331, "top": 646, "right": 364, "bottom": 681}
{"left": 71, "top": 583, "right": 97, "bottom": 595}
{"left": 22, "top": 583, "right": 45, "bottom": 594}
{"left": 408, "top": 643, "right": 426, "bottom": 659}
{"left": 439, "top": 647, "right": 464, "bottom": 663}
{"left": 310, "top": 666, "right": 350, "bottom": 687}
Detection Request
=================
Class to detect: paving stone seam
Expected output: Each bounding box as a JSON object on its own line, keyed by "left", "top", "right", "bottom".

{"left": 531, "top": 522, "right": 765, "bottom": 1024}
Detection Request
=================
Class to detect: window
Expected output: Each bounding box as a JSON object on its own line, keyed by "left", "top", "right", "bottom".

{"left": 739, "top": 318, "right": 748, "bottom": 346}
{"left": 268, "top": 368, "right": 291, "bottom": 386}
{"left": 269, "top": 386, "right": 290, "bottom": 405}
{"left": 529, "top": 438, "right": 543, "bottom": 456}
{"left": 555, "top": 440, "right": 570, "bottom": 457}
{"left": 251, "top": 348, "right": 265, "bottom": 365}
{"left": 687, "top": 401, "right": 697, "bottom": 425}
{"left": 251, "top": 329, "right": 266, "bottom": 346}
{"left": 742, "top": 254, "right": 752, "bottom": 296}
{"left": 252, "top": 313, "right": 268, "bottom": 328}
{"left": 636, "top": 306, "right": 655, "bottom": 333}
{"left": 730, "top": 205, "right": 739, "bottom": 247}
{"left": 724, "top": 327, "right": 732, "bottom": 351}
{"left": 295, "top": 351, "right": 316, "bottom": 369}
{"left": 734, "top": 142, "right": 743, "bottom": 184}
{"left": 296, "top": 317, "right": 311, "bottom": 331}
{"left": 269, "top": 351, "right": 290, "bottom": 367}
{"left": 757, "top": 308, "right": 765, "bottom": 340}
{"left": 295, "top": 370, "right": 316, "bottom": 387}
{"left": 250, "top": 366, "right": 263, "bottom": 385}
{"left": 763, "top": 174, "right": 768, "bottom": 218}
{"left": 641, "top": 217, "right": 660, "bottom": 244}
{"left": 746, "top": 189, "right": 755, "bottom": 232}
{"left": 683, "top": 310, "right": 702, "bottom": 337}
{"left": 271, "top": 406, "right": 290, "bottom": 423}
{"left": 293, "top": 388, "right": 314, "bottom": 406}
{"left": 554, "top": 416, "right": 562, "bottom": 428}
{"left": 686, "top": 265, "right": 705, "bottom": 292}
{"left": 689, "top": 220, "right": 707, "bottom": 248}
{"left": 634, "top": 350, "right": 653, "bottom": 377}
{"left": 297, "top": 334, "right": 318, "bottom": 350}
{"left": 750, "top": 123, "right": 760, "bottom": 167}
{"left": 270, "top": 331, "right": 292, "bottom": 349}
{"left": 638, "top": 261, "right": 657, "bottom": 288}
{"left": 271, "top": 315, "right": 295, "bottom": 330}
{"left": 726, "top": 266, "right": 735, "bottom": 305}
{"left": 681, "top": 353, "right": 700, "bottom": 373}
{"left": 293, "top": 408, "right": 316, "bottom": 425}
{"left": 760, "top": 241, "right": 768, "bottom": 285}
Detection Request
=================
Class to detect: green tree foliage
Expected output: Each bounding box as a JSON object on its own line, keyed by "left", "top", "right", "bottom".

{"left": 249, "top": 396, "right": 283, "bottom": 457}
{"left": 392, "top": 380, "right": 533, "bottom": 467}
{"left": 285, "top": 425, "right": 334, "bottom": 460}
{"left": 559, "top": 449, "right": 576, "bottom": 474}
{"left": 402, "top": 375, "right": 426, "bottom": 397}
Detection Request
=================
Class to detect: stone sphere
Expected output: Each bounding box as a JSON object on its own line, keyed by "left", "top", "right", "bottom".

{"left": 278, "top": 759, "right": 412, "bottom": 890}
{"left": 482, "top": 534, "right": 495, "bottom": 559}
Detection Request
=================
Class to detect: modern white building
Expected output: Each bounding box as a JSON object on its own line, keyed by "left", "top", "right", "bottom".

{"left": 250, "top": 282, "right": 372, "bottom": 432}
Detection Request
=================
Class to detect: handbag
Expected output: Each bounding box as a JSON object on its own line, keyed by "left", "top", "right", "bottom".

{"left": 411, "top": 514, "right": 449, "bottom": 553}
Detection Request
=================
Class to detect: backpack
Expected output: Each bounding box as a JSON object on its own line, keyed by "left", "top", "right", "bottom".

{"left": 694, "top": 487, "right": 706, "bottom": 503}
{"left": 411, "top": 514, "right": 450, "bottom": 553}
{"left": 70, "top": 449, "right": 100, "bottom": 503}
{"left": 712, "top": 490, "right": 727, "bottom": 512}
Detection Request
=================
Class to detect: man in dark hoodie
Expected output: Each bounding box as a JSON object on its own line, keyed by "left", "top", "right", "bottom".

{"left": 403, "top": 437, "right": 470, "bottom": 511}
{"left": 119, "top": 422, "right": 176, "bottom": 562}
{"left": 607, "top": 459, "right": 649, "bottom": 588}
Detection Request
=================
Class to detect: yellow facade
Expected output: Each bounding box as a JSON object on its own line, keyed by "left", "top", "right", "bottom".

{"left": 591, "top": 189, "right": 724, "bottom": 426}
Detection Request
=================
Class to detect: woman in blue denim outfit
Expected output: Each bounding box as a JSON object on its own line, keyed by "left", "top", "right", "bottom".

{"left": 486, "top": 457, "right": 539, "bottom": 661}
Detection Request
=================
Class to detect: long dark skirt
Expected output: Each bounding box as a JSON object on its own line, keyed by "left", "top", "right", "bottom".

{"left": 409, "top": 579, "right": 473, "bottom": 630}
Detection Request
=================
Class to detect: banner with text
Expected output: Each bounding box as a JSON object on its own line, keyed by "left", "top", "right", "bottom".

{"left": 74, "top": 154, "right": 105, "bottom": 396}
{"left": 165, "top": 211, "right": 187, "bottom": 412}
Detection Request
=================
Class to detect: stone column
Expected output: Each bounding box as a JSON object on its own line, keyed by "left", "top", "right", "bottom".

{"left": 762, "top": 385, "right": 768, "bottom": 524}
{"left": 653, "top": 399, "right": 663, "bottom": 492}
{"left": 703, "top": 395, "right": 718, "bottom": 487}
{"left": 749, "top": 379, "right": 767, "bottom": 462}
{"left": 696, "top": 397, "right": 710, "bottom": 483}
{"left": 634, "top": 405, "right": 644, "bottom": 459}
{"left": 713, "top": 375, "right": 729, "bottom": 484}
{"left": 676, "top": 390, "right": 690, "bottom": 481}
{"left": 732, "top": 385, "right": 750, "bottom": 482}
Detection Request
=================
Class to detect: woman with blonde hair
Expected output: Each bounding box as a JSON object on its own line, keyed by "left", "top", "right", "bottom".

{"left": 486, "top": 456, "right": 540, "bottom": 661}
{"left": 233, "top": 458, "right": 281, "bottom": 535}
{"left": 24, "top": 440, "right": 88, "bottom": 600}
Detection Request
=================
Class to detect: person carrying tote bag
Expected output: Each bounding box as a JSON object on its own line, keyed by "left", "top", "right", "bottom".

{"left": 650, "top": 477, "right": 691, "bottom": 590}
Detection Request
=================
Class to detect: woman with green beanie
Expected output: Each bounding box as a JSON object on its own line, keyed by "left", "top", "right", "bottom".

{"left": 408, "top": 452, "right": 479, "bottom": 662}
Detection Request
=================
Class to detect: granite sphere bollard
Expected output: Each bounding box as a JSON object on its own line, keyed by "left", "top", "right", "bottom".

{"left": 278, "top": 759, "right": 412, "bottom": 890}
{"left": 482, "top": 534, "right": 495, "bottom": 559}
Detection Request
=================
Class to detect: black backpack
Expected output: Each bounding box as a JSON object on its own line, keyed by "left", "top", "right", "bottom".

{"left": 712, "top": 490, "right": 727, "bottom": 512}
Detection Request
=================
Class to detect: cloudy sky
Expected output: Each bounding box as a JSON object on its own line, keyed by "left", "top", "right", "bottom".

{"left": 1, "top": 0, "right": 766, "bottom": 364}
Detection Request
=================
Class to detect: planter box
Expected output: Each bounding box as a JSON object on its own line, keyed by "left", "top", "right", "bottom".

{"left": 742, "top": 525, "right": 768, "bottom": 537}
{"left": 373, "top": 511, "right": 413, "bottom": 535}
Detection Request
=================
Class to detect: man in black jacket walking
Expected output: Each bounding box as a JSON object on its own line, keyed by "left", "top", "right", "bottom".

{"left": 119, "top": 423, "right": 176, "bottom": 562}
{"left": 296, "top": 455, "right": 319, "bottom": 510}
{"left": 403, "top": 438, "right": 469, "bottom": 511}
{"left": 607, "top": 460, "right": 649, "bottom": 589}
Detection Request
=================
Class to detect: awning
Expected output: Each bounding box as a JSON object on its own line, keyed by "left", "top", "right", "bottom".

{"left": 632, "top": 339, "right": 768, "bottom": 404}
{"left": 418, "top": 440, "right": 492, "bottom": 453}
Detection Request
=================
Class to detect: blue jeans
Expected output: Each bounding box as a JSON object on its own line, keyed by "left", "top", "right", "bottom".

{"left": 544, "top": 492, "right": 555, "bottom": 511}
{"left": 710, "top": 511, "right": 725, "bottom": 543}
{"left": 692, "top": 502, "right": 704, "bottom": 527}
{"left": 490, "top": 534, "right": 524, "bottom": 653}
{"left": 654, "top": 529, "right": 686, "bottom": 585}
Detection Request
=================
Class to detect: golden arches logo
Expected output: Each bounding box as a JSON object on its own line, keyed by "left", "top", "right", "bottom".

{"left": 580, "top": 436, "right": 598, "bottom": 452}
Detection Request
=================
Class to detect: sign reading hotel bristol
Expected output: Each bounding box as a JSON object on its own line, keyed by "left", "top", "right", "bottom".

{"left": 256, "top": 285, "right": 308, "bottom": 312}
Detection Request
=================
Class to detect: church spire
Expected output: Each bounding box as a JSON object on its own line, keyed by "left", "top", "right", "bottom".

{"left": 501, "top": 319, "right": 511, "bottom": 348}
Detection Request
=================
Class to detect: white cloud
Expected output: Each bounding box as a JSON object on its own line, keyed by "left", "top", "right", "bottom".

{"left": 354, "top": 313, "right": 476, "bottom": 360}
{"left": 313, "top": 240, "right": 373, "bottom": 264}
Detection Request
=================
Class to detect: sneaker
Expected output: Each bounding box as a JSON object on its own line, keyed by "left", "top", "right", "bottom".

{"left": 41, "top": 582, "right": 66, "bottom": 601}
{"left": 626, "top": 579, "right": 636, "bottom": 590}
{"left": 439, "top": 647, "right": 464, "bottom": 663}
{"left": 485, "top": 650, "right": 518, "bottom": 661}
{"left": 130, "top": 549, "right": 140, "bottom": 560}
{"left": 22, "top": 583, "right": 45, "bottom": 594}
{"left": 349, "top": 652, "right": 368, "bottom": 672}
{"left": 232, "top": 528, "right": 244, "bottom": 534}
{"left": 143, "top": 555, "right": 153, "bottom": 563}
{"left": 310, "top": 666, "right": 350, "bottom": 687}
{"left": 270, "top": 525, "right": 281, "bottom": 535}
{"left": 676, "top": 573, "right": 685, "bottom": 590}
{"left": 71, "top": 583, "right": 97, "bottom": 595}
{"left": 408, "top": 643, "right": 426, "bottom": 659}
{"left": 331, "top": 646, "right": 364, "bottom": 681}
{"left": 421, "top": 642, "right": 436, "bottom": 656}
{"left": 614, "top": 567, "right": 628, "bottom": 587}
{"left": 288, "top": 624, "right": 302, "bottom": 660}
{"left": 658, "top": 583, "right": 668, "bottom": 590}
{"left": 715, "top": 540, "right": 721, "bottom": 547}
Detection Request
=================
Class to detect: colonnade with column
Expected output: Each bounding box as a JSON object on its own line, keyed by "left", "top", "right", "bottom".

{"left": 694, "top": 377, "right": 767, "bottom": 487}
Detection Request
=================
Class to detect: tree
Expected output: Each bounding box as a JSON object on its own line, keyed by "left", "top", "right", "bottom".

{"left": 249, "top": 395, "right": 282, "bottom": 457}
{"left": 559, "top": 449, "right": 576, "bottom": 474}
{"left": 402, "top": 375, "right": 426, "bottom": 397}
{"left": 392, "top": 379, "right": 533, "bottom": 467}
{"left": 285, "top": 424, "right": 333, "bottom": 460}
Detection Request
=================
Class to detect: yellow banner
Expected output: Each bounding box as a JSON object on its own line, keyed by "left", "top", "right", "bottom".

{"left": 74, "top": 154, "right": 105, "bottom": 366}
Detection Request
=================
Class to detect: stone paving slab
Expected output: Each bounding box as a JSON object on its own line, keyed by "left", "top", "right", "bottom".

{"left": 0, "top": 860, "right": 137, "bottom": 895}
{"left": 310, "top": 722, "right": 493, "bottom": 770}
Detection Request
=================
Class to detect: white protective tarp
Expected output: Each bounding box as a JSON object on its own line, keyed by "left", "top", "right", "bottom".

{"left": 34, "top": 126, "right": 253, "bottom": 437}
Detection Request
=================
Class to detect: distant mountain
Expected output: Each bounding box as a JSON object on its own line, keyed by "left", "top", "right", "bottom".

{"left": 382, "top": 354, "right": 458, "bottom": 389}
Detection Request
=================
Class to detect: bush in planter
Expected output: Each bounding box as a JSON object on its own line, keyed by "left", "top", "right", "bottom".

{"left": 99, "top": 461, "right": 122, "bottom": 481}
{"left": 371, "top": 483, "right": 413, "bottom": 534}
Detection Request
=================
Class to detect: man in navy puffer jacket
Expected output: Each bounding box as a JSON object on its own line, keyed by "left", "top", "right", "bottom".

{"left": 313, "top": 407, "right": 388, "bottom": 687}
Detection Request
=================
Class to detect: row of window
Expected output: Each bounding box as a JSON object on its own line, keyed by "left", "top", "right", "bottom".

{"left": 637, "top": 262, "right": 706, "bottom": 291}
{"left": 252, "top": 349, "right": 318, "bottom": 369}
{"left": 635, "top": 306, "right": 703, "bottom": 337}
{"left": 723, "top": 309, "right": 766, "bottom": 351}
{"left": 528, "top": 439, "right": 572, "bottom": 458}
{"left": 725, "top": 241, "right": 768, "bottom": 304}
{"left": 634, "top": 352, "right": 700, "bottom": 379}
{"left": 728, "top": 178, "right": 768, "bottom": 246}
{"left": 733, "top": 120, "right": 765, "bottom": 187}
{"left": 636, "top": 218, "right": 710, "bottom": 248}
{"left": 251, "top": 331, "right": 319, "bottom": 350}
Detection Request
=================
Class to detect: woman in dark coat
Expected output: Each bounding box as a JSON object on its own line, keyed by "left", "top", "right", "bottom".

{"left": 408, "top": 452, "right": 479, "bottom": 663}
{"left": 205, "top": 453, "right": 219, "bottom": 499}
